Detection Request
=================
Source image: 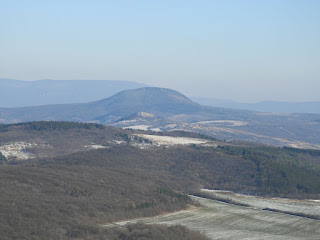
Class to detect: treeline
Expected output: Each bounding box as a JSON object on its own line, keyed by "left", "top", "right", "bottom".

{"left": 58, "top": 223, "right": 209, "bottom": 240}
{"left": 0, "top": 121, "right": 105, "bottom": 132}
{"left": 262, "top": 208, "right": 320, "bottom": 221}
{"left": 41, "top": 143, "right": 320, "bottom": 197}
{"left": 98, "top": 223, "right": 209, "bottom": 240}
{"left": 216, "top": 145, "right": 320, "bottom": 195}
{"left": 282, "top": 146, "right": 320, "bottom": 157}
{"left": 192, "top": 192, "right": 250, "bottom": 207}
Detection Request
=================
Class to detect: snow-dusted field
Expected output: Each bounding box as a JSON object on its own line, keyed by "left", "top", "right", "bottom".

{"left": 105, "top": 191, "right": 320, "bottom": 240}
{"left": 201, "top": 189, "right": 320, "bottom": 217}
{"left": 134, "top": 134, "right": 216, "bottom": 146}
{"left": 84, "top": 144, "right": 108, "bottom": 150}
{"left": 197, "top": 120, "right": 248, "bottom": 126}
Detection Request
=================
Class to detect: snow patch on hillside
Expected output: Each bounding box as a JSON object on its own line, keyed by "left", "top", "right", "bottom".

{"left": 138, "top": 112, "right": 155, "bottom": 118}
{"left": 134, "top": 134, "right": 214, "bottom": 146}
{"left": 117, "top": 120, "right": 138, "bottom": 124}
{"left": 150, "top": 128, "right": 162, "bottom": 132}
{"left": 84, "top": 144, "right": 108, "bottom": 149}
{"left": 0, "top": 142, "right": 38, "bottom": 160}
{"left": 197, "top": 120, "right": 248, "bottom": 126}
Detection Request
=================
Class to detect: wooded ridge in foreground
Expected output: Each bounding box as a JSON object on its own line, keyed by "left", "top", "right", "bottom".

{"left": 1, "top": 121, "right": 320, "bottom": 239}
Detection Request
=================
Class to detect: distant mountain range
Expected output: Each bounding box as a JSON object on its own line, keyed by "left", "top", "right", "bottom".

{"left": 0, "top": 78, "right": 147, "bottom": 107}
{"left": 1, "top": 86, "right": 320, "bottom": 149}
{"left": 0, "top": 87, "right": 202, "bottom": 123}
{"left": 191, "top": 97, "right": 320, "bottom": 114}
{"left": 1, "top": 79, "right": 320, "bottom": 114}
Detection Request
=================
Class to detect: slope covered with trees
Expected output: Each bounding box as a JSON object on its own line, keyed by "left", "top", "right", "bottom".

{"left": 1, "top": 121, "right": 320, "bottom": 239}
{"left": 0, "top": 162, "right": 197, "bottom": 240}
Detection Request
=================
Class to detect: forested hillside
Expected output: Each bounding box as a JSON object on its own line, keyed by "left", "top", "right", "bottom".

{"left": 1, "top": 121, "right": 320, "bottom": 239}
{"left": 0, "top": 161, "right": 198, "bottom": 239}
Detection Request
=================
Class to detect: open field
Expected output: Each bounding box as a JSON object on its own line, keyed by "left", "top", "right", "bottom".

{"left": 134, "top": 133, "right": 216, "bottom": 146}
{"left": 105, "top": 192, "right": 320, "bottom": 240}
{"left": 200, "top": 189, "right": 320, "bottom": 218}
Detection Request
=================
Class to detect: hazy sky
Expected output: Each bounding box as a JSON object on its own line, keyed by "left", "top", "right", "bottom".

{"left": 1, "top": 0, "right": 319, "bottom": 102}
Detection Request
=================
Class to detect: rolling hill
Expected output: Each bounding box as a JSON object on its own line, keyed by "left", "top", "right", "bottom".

{"left": 1, "top": 87, "right": 320, "bottom": 149}
{"left": 1, "top": 121, "right": 320, "bottom": 239}
{"left": 0, "top": 87, "right": 202, "bottom": 123}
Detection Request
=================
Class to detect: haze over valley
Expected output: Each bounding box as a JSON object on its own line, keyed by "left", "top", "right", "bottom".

{"left": 2, "top": 78, "right": 320, "bottom": 114}
{"left": 1, "top": 1, "right": 320, "bottom": 239}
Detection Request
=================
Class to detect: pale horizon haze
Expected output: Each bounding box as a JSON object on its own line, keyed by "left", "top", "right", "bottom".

{"left": 1, "top": 0, "right": 319, "bottom": 103}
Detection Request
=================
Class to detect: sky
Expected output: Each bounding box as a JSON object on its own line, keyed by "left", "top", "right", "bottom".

{"left": 1, "top": 0, "right": 319, "bottom": 102}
